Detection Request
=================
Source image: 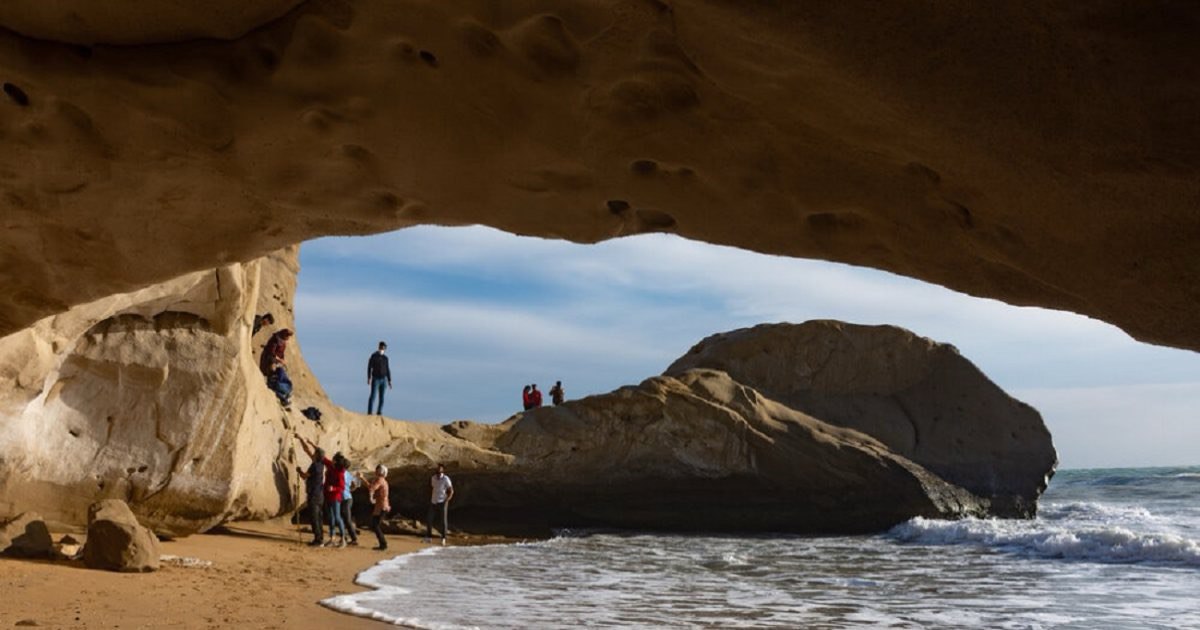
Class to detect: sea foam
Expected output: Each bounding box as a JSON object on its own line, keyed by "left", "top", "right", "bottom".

{"left": 888, "top": 516, "right": 1200, "bottom": 566}
{"left": 321, "top": 547, "right": 480, "bottom": 630}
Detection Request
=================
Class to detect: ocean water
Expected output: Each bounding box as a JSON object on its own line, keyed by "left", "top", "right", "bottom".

{"left": 324, "top": 467, "right": 1200, "bottom": 629}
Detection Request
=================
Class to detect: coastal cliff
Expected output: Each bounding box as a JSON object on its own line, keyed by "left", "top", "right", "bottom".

{"left": 0, "top": 248, "right": 1055, "bottom": 535}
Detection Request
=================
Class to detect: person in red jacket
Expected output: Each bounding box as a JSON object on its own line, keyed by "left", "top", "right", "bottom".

{"left": 529, "top": 384, "right": 543, "bottom": 408}
{"left": 522, "top": 385, "right": 532, "bottom": 411}
{"left": 297, "top": 435, "right": 349, "bottom": 547}
{"left": 261, "top": 329, "right": 294, "bottom": 406}
{"left": 259, "top": 329, "right": 292, "bottom": 378}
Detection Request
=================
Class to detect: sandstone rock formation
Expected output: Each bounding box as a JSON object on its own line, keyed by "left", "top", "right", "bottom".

{"left": 0, "top": 511, "right": 53, "bottom": 558}
{"left": 0, "top": 1, "right": 1197, "bottom": 354}
{"left": 0, "top": 237, "right": 1054, "bottom": 535}
{"left": 0, "top": 249, "right": 299, "bottom": 535}
{"left": 666, "top": 321, "right": 1057, "bottom": 517}
{"left": 421, "top": 369, "right": 986, "bottom": 535}
{"left": 0, "top": 245, "right": 504, "bottom": 536}
{"left": 82, "top": 499, "right": 161, "bottom": 572}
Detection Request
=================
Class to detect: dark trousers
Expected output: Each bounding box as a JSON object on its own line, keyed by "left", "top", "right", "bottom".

{"left": 308, "top": 496, "right": 324, "bottom": 542}
{"left": 342, "top": 496, "right": 357, "bottom": 542}
{"left": 426, "top": 501, "right": 448, "bottom": 539}
{"left": 371, "top": 514, "right": 387, "bottom": 549}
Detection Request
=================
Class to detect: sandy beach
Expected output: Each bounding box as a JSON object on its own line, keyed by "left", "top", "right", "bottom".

{"left": 0, "top": 520, "right": 435, "bottom": 629}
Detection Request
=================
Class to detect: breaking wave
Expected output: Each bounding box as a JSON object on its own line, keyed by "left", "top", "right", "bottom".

{"left": 888, "top": 517, "right": 1200, "bottom": 567}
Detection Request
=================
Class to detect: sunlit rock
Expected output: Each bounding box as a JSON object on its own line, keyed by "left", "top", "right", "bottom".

{"left": 666, "top": 321, "right": 1058, "bottom": 517}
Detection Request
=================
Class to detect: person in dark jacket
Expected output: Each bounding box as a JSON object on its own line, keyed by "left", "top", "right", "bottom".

{"left": 550, "top": 381, "right": 565, "bottom": 406}
{"left": 367, "top": 341, "right": 392, "bottom": 415}
{"left": 252, "top": 312, "right": 274, "bottom": 336}
{"left": 295, "top": 439, "right": 326, "bottom": 547}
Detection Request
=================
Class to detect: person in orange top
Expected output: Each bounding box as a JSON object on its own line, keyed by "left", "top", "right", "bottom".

{"left": 356, "top": 465, "right": 391, "bottom": 551}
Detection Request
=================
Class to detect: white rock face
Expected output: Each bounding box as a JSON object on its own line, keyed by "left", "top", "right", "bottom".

{"left": 0, "top": 247, "right": 507, "bottom": 535}
{"left": 0, "top": 254, "right": 293, "bottom": 534}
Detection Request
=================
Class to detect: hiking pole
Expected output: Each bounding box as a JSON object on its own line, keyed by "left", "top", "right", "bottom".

{"left": 286, "top": 423, "right": 302, "bottom": 546}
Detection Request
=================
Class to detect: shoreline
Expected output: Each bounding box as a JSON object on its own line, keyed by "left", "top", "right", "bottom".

{"left": 0, "top": 519, "right": 516, "bottom": 629}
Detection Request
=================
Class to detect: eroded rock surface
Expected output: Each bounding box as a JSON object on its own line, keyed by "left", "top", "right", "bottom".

{"left": 0, "top": 243, "right": 1053, "bottom": 534}
{"left": 0, "top": 0, "right": 1197, "bottom": 352}
{"left": 0, "top": 247, "right": 507, "bottom": 535}
{"left": 82, "top": 499, "right": 161, "bottom": 572}
{"left": 666, "top": 321, "right": 1058, "bottom": 517}
{"left": 422, "top": 369, "right": 985, "bottom": 535}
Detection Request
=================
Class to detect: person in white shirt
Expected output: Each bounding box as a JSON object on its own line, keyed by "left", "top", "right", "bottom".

{"left": 424, "top": 463, "right": 454, "bottom": 545}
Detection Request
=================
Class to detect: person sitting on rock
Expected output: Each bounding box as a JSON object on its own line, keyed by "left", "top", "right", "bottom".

{"left": 356, "top": 464, "right": 391, "bottom": 551}
{"left": 259, "top": 328, "right": 292, "bottom": 378}
{"left": 550, "top": 381, "right": 564, "bottom": 406}
{"left": 261, "top": 329, "right": 294, "bottom": 406}
{"left": 522, "top": 385, "right": 532, "bottom": 411}
{"left": 294, "top": 438, "right": 327, "bottom": 547}
{"left": 529, "top": 384, "right": 543, "bottom": 408}
{"left": 252, "top": 312, "right": 274, "bottom": 336}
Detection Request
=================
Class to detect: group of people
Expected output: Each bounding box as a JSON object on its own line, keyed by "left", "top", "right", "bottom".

{"left": 258, "top": 314, "right": 573, "bottom": 422}
{"left": 295, "top": 434, "right": 455, "bottom": 550}
{"left": 522, "top": 381, "right": 565, "bottom": 410}
{"left": 295, "top": 435, "right": 392, "bottom": 550}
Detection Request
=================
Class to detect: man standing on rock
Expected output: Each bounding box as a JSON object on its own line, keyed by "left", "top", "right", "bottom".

{"left": 550, "top": 381, "right": 565, "bottom": 406}
{"left": 424, "top": 463, "right": 453, "bottom": 546}
{"left": 367, "top": 341, "right": 392, "bottom": 416}
{"left": 295, "top": 437, "right": 326, "bottom": 547}
{"left": 529, "top": 384, "right": 543, "bottom": 408}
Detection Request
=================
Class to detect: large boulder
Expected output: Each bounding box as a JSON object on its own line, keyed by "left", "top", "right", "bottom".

{"left": 82, "top": 499, "right": 161, "bottom": 572}
{"left": 392, "top": 370, "right": 986, "bottom": 535}
{"left": 666, "top": 321, "right": 1057, "bottom": 516}
{"left": 0, "top": 512, "right": 53, "bottom": 558}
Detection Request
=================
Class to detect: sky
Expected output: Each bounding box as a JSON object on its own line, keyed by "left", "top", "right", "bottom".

{"left": 295, "top": 226, "right": 1200, "bottom": 470}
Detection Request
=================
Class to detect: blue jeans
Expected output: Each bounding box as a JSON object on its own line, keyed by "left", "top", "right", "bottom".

{"left": 270, "top": 368, "right": 292, "bottom": 403}
{"left": 368, "top": 378, "right": 388, "bottom": 415}
{"left": 327, "top": 500, "right": 346, "bottom": 540}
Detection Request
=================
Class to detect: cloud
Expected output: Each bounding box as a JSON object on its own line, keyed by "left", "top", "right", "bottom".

{"left": 1014, "top": 383, "right": 1200, "bottom": 469}
{"left": 297, "top": 226, "right": 1200, "bottom": 466}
